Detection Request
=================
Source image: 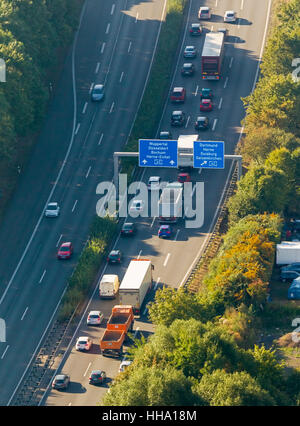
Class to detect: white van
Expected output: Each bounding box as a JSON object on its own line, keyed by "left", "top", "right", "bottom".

{"left": 99, "top": 274, "right": 119, "bottom": 299}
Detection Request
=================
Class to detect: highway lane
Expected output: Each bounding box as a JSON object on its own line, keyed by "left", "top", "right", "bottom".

{"left": 44, "top": 0, "right": 273, "bottom": 406}
{"left": 0, "top": 0, "right": 167, "bottom": 405}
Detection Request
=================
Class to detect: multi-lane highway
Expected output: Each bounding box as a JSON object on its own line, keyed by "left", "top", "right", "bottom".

{"left": 42, "top": 0, "right": 272, "bottom": 406}
{"left": 0, "top": 0, "right": 167, "bottom": 405}
{"left": 0, "top": 0, "right": 272, "bottom": 406}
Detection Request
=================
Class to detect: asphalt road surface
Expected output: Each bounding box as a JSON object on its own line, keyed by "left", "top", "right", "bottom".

{"left": 41, "top": 0, "right": 272, "bottom": 407}
{"left": 0, "top": 0, "right": 168, "bottom": 405}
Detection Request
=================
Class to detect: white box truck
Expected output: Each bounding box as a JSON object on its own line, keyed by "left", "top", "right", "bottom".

{"left": 99, "top": 274, "right": 120, "bottom": 299}
{"left": 119, "top": 259, "right": 153, "bottom": 315}
{"left": 276, "top": 241, "right": 300, "bottom": 265}
{"left": 178, "top": 134, "right": 198, "bottom": 169}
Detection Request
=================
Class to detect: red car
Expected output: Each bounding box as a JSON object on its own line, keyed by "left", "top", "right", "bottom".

{"left": 170, "top": 87, "right": 186, "bottom": 103}
{"left": 57, "top": 242, "right": 73, "bottom": 259}
{"left": 178, "top": 173, "right": 191, "bottom": 183}
{"left": 200, "top": 98, "right": 212, "bottom": 111}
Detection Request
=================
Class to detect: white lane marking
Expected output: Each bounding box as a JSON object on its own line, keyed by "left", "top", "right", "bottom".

{"left": 101, "top": 42, "right": 105, "bottom": 54}
{"left": 109, "top": 102, "right": 114, "bottom": 113}
{"left": 111, "top": 4, "right": 115, "bottom": 15}
{"left": 95, "top": 62, "right": 100, "bottom": 74}
{"left": 82, "top": 102, "right": 88, "bottom": 114}
{"left": 56, "top": 234, "right": 63, "bottom": 247}
{"left": 137, "top": 250, "right": 142, "bottom": 259}
{"left": 39, "top": 270, "right": 46, "bottom": 284}
{"left": 72, "top": 200, "right": 78, "bottom": 212}
{"left": 106, "top": 23, "right": 110, "bottom": 34}
{"left": 223, "top": 76, "right": 228, "bottom": 89}
{"left": 135, "top": 13, "right": 139, "bottom": 23}
{"left": 229, "top": 57, "right": 233, "bottom": 68}
{"left": 154, "top": 277, "right": 161, "bottom": 291}
{"left": 185, "top": 116, "right": 190, "bottom": 128}
{"left": 21, "top": 307, "right": 28, "bottom": 321}
{"left": 150, "top": 216, "right": 156, "bottom": 227}
{"left": 85, "top": 166, "right": 91, "bottom": 179}
{"left": 195, "top": 85, "right": 198, "bottom": 96}
{"left": 89, "top": 83, "right": 94, "bottom": 94}
{"left": 163, "top": 253, "right": 170, "bottom": 267}
{"left": 119, "top": 71, "right": 124, "bottom": 83}
{"left": 212, "top": 118, "right": 217, "bottom": 131}
{"left": 174, "top": 229, "right": 180, "bottom": 241}
{"left": 83, "top": 362, "right": 92, "bottom": 377}
{"left": 98, "top": 133, "right": 104, "bottom": 145}
{"left": 1, "top": 345, "right": 9, "bottom": 359}
{"left": 237, "top": 19, "right": 241, "bottom": 29}
{"left": 211, "top": 25, "right": 214, "bottom": 31}
{"left": 128, "top": 41, "right": 132, "bottom": 53}
{"left": 218, "top": 98, "right": 223, "bottom": 109}
{"left": 133, "top": 327, "right": 140, "bottom": 338}
{"left": 75, "top": 123, "right": 80, "bottom": 135}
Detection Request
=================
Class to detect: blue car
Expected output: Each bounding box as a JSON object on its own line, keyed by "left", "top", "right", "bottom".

{"left": 158, "top": 225, "right": 172, "bottom": 238}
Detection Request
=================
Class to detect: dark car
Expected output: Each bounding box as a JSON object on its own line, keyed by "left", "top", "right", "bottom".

{"left": 159, "top": 131, "right": 173, "bottom": 139}
{"left": 190, "top": 23, "right": 202, "bottom": 36}
{"left": 121, "top": 222, "right": 136, "bottom": 236}
{"left": 89, "top": 370, "right": 107, "bottom": 386}
{"left": 200, "top": 88, "right": 213, "bottom": 99}
{"left": 218, "top": 28, "right": 228, "bottom": 38}
{"left": 280, "top": 270, "right": 300, "bottom": 282}
{"left": 171, "top": 110, "right": 186, "bottom": 127}
{"left": 170, "top": 87, "right": 186, "bottom": 103}
{"left": 91, "top": 84, "right": 105, "bottom": 102}
{"left": 107, "top": 250, "right": 122, "bottom": 264}
{"left": 57, "top": 242, "right": 73, "bottom": 259}
{"left": 181, "top": 63, "right": 195, "bottom": 76}
{"left": 195, "top": 116, "right": 209, "bottom": 130}
{"left": 281, "top": 263, "right": 300, "bottom": 273}
{"left": 52, "top": 374, "right": 70, "bottom": 390}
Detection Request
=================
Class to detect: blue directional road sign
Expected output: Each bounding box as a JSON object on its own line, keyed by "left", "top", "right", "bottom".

{"left": 193, "top": 141, "right": 224, "bottom": 169}
{"left": 139, "top": 139, "right": 178, "bottom": 168}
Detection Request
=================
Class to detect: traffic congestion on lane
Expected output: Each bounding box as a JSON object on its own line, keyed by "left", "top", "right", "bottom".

{"left": 43, "top": 0, "right": 272, "bottom": 406}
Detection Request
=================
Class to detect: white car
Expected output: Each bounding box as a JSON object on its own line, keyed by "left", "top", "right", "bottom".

{"left": 148, "top": 176, "right": 161, "bottom": 191}
{"left": 45, "top": 202, "right": 60, "bottom": 217}
{"left": 129, "top": 200, "right": 145, "bottom": 214}
{"left": 119, "top": 360, "right": 132, "bottom": 373}
{"left": 87, "top": 310, "right": 103, "bottom": 326}
{"left": 198, "top": 6, "right": 211, "bottom": 20}
{"left": 75, "top": 336, "right": 93, "bottom": 351}
{"left": 224, "top": 10, "right": 237, "bottom": 22}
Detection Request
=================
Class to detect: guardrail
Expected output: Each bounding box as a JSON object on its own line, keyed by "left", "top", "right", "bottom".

{"left": 185, "top": 163, "right": 239, "bottom": 293}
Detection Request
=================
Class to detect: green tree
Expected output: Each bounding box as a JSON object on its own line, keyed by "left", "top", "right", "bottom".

{"left": 101, "top": 365, "right": 200, "bottom": 406}
{"left": 148, "top": 286, "right": 216, "bottom": 327}
{"left": 228, "top": 164, "right": 289, "bottom": 224}
{"left": 237, "top": 126, "right": 300, "bottom": 164}
{"left": 193, "top": 369, "right": 275, "bottom": 406}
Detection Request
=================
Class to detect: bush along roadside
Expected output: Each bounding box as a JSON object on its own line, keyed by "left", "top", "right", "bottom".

{"left": 57, "top": 216, "right": 118, "bottom": 322}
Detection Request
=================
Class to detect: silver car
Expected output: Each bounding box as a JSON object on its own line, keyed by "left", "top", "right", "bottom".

{"left": 45, "top": 202, "right": 60, "bottom": 217}
{"left": 87, "top": 310, "right": 103, "bottom": 326}
{"left": 184, "top": 46, "right": 197, "bottom": 58}
{"left": 91, "top": 84, "right": 105, "bottom": 101}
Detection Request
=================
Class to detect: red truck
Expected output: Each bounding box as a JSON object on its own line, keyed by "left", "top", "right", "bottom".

{"left": 201, "top": 32, "right": 225, "bottom": 80}
{"left": 99, "top": 305, "right": 134, "bottom": 357}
